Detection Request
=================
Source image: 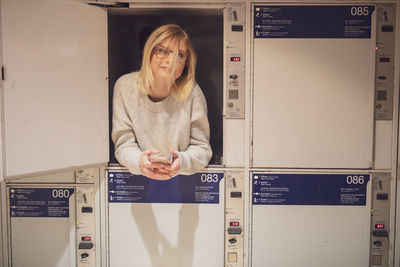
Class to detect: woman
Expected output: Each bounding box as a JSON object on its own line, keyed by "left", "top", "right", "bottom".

{"left": 112, "top": 24, "right": 212, "bottom": 180}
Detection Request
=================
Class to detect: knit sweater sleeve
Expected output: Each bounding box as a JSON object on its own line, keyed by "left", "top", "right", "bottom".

{"left": 111, "top": 74, "right": 142, "bottom": 174}
{"left": 178, "top": 85, "right": 213, "bottom": 175}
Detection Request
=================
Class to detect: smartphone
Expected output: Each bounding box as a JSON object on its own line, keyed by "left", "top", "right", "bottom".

{"left": 149, "top": 154, "right": 173, "bottom": 164}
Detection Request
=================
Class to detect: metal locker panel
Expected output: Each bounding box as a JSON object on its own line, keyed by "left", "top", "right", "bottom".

{"left": 1, "top": 0, "right": 108, "bottom": 177}
{"left": 9, "top": 187, "right": 76, "bottom": 267}
{"left": 252, "top": 205, "right": 371, "bottom": 267}
{"left": 251, "top": 172, "right": 372, "bottom": 267}
{"left": 0, "top": 189, "right": 3, "bottom": 267}
{"left": 11, "top": 218, "right": 75, "bottom": 267}
{"left": 106, "top": 169, "right": 225, "bottom": 267}
{"left": 374, "top": 120, "right": 392, "bottom": 169}
{"left": 252, "top": 5, "right": 375, "bottom": 169}
{"left": 109, "top": 204, "right": 224, "bottom": 266}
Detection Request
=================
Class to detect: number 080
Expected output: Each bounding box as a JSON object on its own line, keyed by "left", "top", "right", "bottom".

{"left": 52, "top": 189, "right": 70, "bottom": 198}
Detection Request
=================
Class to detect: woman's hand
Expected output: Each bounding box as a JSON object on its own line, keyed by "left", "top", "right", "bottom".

{"left": 139, "top": 150, "right": 172, "bottom": 180}
{"left": 168, "top": 150, "right": 180, "bottom": 177}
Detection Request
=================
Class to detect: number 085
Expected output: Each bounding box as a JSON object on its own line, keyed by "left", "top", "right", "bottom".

{"left": 351, "top": 7, "right": 369, "bottom": 16}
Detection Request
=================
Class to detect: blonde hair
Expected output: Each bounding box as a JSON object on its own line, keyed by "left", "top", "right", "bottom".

{"left": 138, "top": 24, "right": 196, "bottom": 100}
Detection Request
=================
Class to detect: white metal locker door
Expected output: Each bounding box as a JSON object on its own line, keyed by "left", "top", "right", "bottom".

{"left": 1, "top": 0, "right": 108, "bottom": 177}
{"left": 251, "top": 172, "right": 372, "bottom": 267}
{"left": 252, "top": 5, "right": 376, "bottom": 169}
{"left": 9, "top": 186, "right": 76, "bottom": 267}
{"left": 107, "top": 169, "right": 225, "bottom": 267}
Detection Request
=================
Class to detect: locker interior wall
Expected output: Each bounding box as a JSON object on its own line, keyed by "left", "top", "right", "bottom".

{"left": 107, "top": 8, "right": 224, "bottom": 165}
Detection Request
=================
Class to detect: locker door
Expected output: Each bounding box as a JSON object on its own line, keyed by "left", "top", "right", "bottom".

{"left": 106, "top": 169, "right": 225, "bottom": 267}
{"left": 252, "top": 5, "right": 376, "bottom": 169}
{"left": 1, "top": 0, "right": 108, "bottom": 177}
{"left": 251, "top": 172, "right": 372, "bottom": 267}
{"left": 9, "top": 186, "right": 76, "bottom": 267}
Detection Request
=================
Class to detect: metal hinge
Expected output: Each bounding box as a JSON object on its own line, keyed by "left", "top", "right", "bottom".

{"left": 86, "top": 1, "right": 129, "bottom": 8}
{"left": 1, "top": 66, "right": 5, "bottom": 81}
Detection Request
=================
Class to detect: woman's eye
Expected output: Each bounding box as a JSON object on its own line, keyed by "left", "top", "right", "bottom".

{"left": 161, "top": 49, "right": 169, "bottom": 56}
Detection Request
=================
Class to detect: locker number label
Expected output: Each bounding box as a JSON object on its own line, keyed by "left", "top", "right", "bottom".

{"left": 346, "top": 175, "right": 365, "bottom": 185}
{"left": 9, "top": 188, "right": 74, "bottom": 217}
{"left": 351, "top": 7, "right": 369, "bottom": 16}
{"left": 201, "top": 173, "right": 219, "bottom": 183}
{"left": 52, "top": 189, "right": 71, "bottom": 198}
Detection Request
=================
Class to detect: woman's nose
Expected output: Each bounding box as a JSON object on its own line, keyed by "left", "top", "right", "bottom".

{"left": 165, "top": 52, "right": 173, "bottom": 62}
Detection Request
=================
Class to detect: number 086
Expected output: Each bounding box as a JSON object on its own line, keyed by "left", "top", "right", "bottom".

{"left": 346, "top": 175, "right": 365, "bottom": 185}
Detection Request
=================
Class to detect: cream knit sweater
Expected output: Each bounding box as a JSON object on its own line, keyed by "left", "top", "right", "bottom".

{"left": 112, "top": 72, "right": 212, "bottom": 175}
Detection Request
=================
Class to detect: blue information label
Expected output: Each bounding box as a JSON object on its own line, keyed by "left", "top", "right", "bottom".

{"left": 254, "top": 5, "right": 375, "bottom": 38}
{"left": 108, "top": 172, "right": 224, "bottom": 204}
{"left": 9, "top": 188, "right": 74, "bottom": 217}
{"left": 252, "top": 173, "right": 370, "bottom": 206}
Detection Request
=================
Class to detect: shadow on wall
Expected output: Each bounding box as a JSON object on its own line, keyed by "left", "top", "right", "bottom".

{"left": 131, "top": 203, "right": 199, "bottom": 267}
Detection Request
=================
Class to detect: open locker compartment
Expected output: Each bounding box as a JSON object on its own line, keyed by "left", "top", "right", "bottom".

{"left": 107, "top": 6, "right": 224, "bottom": 166}
{"left": 250, "top": 171, "right": 372, "bottom": 267}
{"left": 105, "top": 167, "right": 225, "bottom": 267}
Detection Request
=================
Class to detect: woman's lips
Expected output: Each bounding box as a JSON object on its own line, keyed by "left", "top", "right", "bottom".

{"left": 161, "top": 67, "right": 171, "bottom": 72}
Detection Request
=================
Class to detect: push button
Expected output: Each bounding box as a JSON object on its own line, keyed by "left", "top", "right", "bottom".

{"left": 381, "top": 25, "right": 393, "bottom": 32}
{"left": 79, "top": 242, "right": 93, "bottom": 249}
{"left": 230, "top": 191, "right": 242, "bottom": 198}
{"left": 232, "top": 25, "right": 243, "bottom": 32}
{"left": 228, "top": 227, "right": 242, "bottom": 234}
{"left": 373, "top": 230, "right": 388, "bottom": 237}
{"left": 372, "top": 255, "right": 382, "bottom": 265}
{"left": 228, "top": 252, "right": 237, "bottom": 262}
{"left": 377, "top": 193, "right": 388, "bottom": 200}
{"left": 82, "top": 207, "right": 93, "bottom": 213}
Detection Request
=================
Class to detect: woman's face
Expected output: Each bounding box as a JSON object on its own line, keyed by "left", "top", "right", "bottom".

{"left": 150, "top": 38, "right": 187, "bottom": 84}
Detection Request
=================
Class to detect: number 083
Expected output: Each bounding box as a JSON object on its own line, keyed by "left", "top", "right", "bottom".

{"left": 200, "top": 174, "right": 219, "bottom": 183}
